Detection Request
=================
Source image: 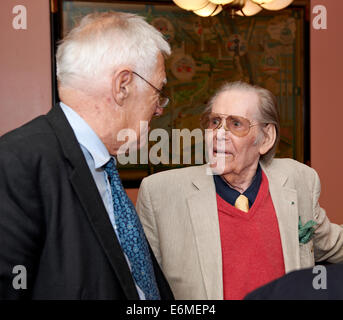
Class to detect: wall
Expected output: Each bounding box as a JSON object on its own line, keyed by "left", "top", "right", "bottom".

{"left": 311, "top": 0, "right": 343, "bottom": 224}
{"left": 0, "top": 0, "right": 52, "bottom": 136}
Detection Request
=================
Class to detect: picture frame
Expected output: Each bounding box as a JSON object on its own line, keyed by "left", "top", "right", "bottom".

{"left": 50, "top": 0, "right": 310, "bottom": 187}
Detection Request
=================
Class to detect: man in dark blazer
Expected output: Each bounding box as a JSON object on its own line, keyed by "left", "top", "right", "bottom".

{"left": 245, "top": 264, "right": 343, "bottom": 300}
{"left": 0, "top": 12, "right": 173, "bottom": 300}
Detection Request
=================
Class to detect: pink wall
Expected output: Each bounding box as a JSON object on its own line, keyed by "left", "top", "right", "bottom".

{"left": 311, "top": 0, "right": 343, "bottom": 224}
{"left": 0, "top": 0, "right": 52, "bottom": 136}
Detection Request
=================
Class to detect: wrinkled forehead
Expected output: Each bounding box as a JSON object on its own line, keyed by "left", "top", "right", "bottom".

{"left": 211, "top": 89, "right": 260, "bottom": 120}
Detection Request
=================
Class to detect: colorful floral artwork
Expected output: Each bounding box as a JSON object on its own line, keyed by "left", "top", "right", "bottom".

{"left": 61, "top": 1, "right": 306, "bottom": 181}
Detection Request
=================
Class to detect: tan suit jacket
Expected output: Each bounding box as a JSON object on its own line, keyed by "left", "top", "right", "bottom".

{"left": 136, "top": 158, "right": 343, "bottom": 300}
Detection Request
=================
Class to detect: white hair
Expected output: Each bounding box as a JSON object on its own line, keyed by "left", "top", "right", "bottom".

{"left": 56, "top": 11, "right": 171, "bottom": 92}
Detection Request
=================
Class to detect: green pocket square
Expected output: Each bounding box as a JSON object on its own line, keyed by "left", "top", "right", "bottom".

{"left": 298, "top": 217, "right": 317, "bottom": 244}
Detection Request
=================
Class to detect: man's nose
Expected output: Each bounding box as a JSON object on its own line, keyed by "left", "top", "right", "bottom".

{"left": 215, "top": 128, "right": 228, "bottom": 140}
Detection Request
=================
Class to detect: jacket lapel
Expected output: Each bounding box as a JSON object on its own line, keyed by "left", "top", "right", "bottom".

{"left": 46, "top": 105, "right": 139, "bottom": 299}
{"left": 187, "top": 165, "right": 223, "bottom": 300}
{"left": 261, "top": 161, "right": 300, "bottom": 273}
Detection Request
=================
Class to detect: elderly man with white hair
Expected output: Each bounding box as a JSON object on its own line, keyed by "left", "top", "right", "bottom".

{"left": 136, "top": 81, "right": 343, "bottom": 300}
{"left": 0, "top": 12, "right": 173, "bottom": 300}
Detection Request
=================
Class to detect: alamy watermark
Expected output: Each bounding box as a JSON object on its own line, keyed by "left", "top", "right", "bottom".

{"left": 114, "top": 121, "right": 228, "bottom": 175}
{"left": 12, "top": 265, "right": 27, "bottom": 290}
{"left": 312, "top": 265, "right": 327, "bottom": 290}
{"left": 12, "top": 5, "right": 27, "bottom": 30}
{"left": 312, "top": 4, "right": 327, "bottom": 30}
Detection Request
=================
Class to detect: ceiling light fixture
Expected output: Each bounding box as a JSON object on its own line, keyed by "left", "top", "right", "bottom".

{"left": 172, "top": 0, "right": 294, "bottom": 17}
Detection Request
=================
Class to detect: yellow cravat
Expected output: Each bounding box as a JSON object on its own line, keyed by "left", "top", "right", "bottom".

{"left": 235, "top": 195, "right": 249, "bottom": 213}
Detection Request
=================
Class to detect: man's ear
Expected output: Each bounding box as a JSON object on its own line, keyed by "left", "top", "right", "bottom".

{"left": 259, "top": 124, "right": 276, "bottom": 156}
{"left": 112, "top": 69, "right": 133, "bottom": 106}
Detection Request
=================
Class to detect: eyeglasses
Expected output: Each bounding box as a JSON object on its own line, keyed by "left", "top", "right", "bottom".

{"left": 200, "top": 112, "right": 262, "bottom": 137}
{"left": 132, "top": 71, "right": 170, "bottom": 108}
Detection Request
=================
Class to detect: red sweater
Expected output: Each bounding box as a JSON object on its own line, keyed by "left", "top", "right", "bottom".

{"left": 217, "top": 171, "right": 285, "bottom": 300}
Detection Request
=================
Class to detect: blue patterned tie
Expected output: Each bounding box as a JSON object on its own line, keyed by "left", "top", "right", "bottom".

{"left": 103, "top": 158, "right": 160, "bottom": 300}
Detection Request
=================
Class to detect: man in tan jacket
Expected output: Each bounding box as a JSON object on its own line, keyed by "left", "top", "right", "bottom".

{"left": 136, "top": 81, "right": 343, "bottom": 300}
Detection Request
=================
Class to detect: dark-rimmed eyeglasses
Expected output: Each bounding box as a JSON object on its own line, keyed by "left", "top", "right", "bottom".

{"left": 132, "top": 71, "right": 170, "bottom": 108}
{"left": 200, "top": 112, "right": 263, "bottom": 137}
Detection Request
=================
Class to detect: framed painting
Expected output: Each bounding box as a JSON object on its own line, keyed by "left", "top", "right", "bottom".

{"left": 51, "top": 0, "right": 309, "bottom": 187}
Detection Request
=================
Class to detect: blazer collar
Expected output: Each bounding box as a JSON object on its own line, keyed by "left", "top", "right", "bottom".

{"left": 45, "top": 105, "right": 139, "bottom": 299}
